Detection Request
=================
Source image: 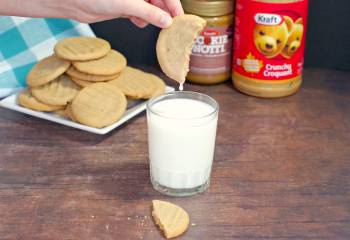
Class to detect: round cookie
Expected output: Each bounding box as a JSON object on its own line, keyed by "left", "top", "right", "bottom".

{"left": 71, "top": 83, "right": 127, "bottom": 128}
{"left": 18, "top": 89, "right": 65, "bottom": 112}
{"left": 27, "top": 55, "right": 71, "bottom": 87}
{"left": 156, "top": 14, "right": 206, "bottom": 83}
{"left": 72, "top": 50, "right": 127, "bottom": 76}
{"left": 109, "top": 67, "right": 156, "bottom": 99}
{"left": 66, "top": 66, "right": 120, "bottom": 82}
{"left": 64, "top": 103, "right": 77, "bottom": 122}
{"left": 54, "top": 37, "right": 111, "bottom": 61}
{"left": 31, "top": 75, "right": 81, "bottom": 106}
{"left": 70, "top": 77, "right": 98, "bottom": 87}
{"left": 54, "top": 109, "right": 67, "bottom": 118}
{"left": 146, "top": 73, "right": 166, "bottom": 98}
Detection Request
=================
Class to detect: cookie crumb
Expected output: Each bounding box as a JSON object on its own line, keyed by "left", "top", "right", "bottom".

{"left": 127, "top": 217, "right": 131, "bottom": 220}
{"left": 91, "top": 215, "right": 95, "bottom": 219}
{"left": 191, "top": 223, "right": 196, "bottom": 226}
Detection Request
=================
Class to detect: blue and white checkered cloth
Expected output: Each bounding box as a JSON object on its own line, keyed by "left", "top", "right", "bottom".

{"left": 0, "top": 17, "right": 95, "bottom": 98}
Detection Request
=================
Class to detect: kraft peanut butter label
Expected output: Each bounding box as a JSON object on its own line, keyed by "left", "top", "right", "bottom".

{"left": 190, "top": 25, "right": 233, "bottom": 76}
{"left": 233, "top": 0, "right": 308, "bottom": 81}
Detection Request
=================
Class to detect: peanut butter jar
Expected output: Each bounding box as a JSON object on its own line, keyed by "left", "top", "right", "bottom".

{"left": 182, "top": 0, "right": 234, "bottom": 85}
{"left": 232, "top": 0, "right": 309, "bottom": 98}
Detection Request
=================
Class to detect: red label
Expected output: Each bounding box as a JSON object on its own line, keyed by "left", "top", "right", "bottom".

{"left": 190, "top": 25, "right": 233, "bottom": 75}
{"left": 233, "top": 0, "right": 308, "bottom": 81}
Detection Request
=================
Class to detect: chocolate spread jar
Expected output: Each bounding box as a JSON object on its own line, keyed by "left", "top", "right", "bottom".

{"left": 182, "top": 0, "right": 234, "bottom": 85}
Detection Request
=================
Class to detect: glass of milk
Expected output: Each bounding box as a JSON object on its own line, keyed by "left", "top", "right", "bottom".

{"left": 147, "top": 91, "right": 219, "bottom": 196}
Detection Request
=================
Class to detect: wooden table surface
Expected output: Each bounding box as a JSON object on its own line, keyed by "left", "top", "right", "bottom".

{"left": 0, "top": 68, "right": 349, "bottom": 240}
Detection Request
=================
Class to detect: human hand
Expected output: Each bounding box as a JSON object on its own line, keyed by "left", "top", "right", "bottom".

{"left": 72, "top": 0, "right": 184, "bottom": 28}
{"left": 1, "top": 0, "right": 183, "bottom": 28}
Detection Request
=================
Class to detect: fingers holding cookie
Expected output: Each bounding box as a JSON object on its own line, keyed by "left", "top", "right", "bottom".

{"left": 124, "top": 0, "right": 173, "bottom": 28}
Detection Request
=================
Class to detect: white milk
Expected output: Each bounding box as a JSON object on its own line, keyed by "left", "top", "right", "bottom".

{"left": 147, "top": 98, "right": 218, "bottom": 189}
{"left": 179, "top": 84, "right": 184, "bottom": 91}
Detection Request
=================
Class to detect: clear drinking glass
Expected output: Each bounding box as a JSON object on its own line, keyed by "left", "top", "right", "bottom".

{"left": 146, "top": 91, "right": 219, "bottom": 197}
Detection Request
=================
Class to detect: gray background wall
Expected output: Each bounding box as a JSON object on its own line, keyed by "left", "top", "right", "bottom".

{"left": 90, "top": 0, "right": 350, "bottom": 71}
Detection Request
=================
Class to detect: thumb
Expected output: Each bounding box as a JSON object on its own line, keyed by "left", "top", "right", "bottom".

{"left": 125, "top": 1, "right": 173, "bottom": 28}
{"left": 130, "top": 16, "right": 149, "bottom": 28}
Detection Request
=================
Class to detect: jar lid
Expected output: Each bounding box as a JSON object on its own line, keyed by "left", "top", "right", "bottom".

{"left": 182, "top": 0, "right": 234, "bottom": 17}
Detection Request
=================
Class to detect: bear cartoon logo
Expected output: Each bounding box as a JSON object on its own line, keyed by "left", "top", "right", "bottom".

{"left": 253, "top": 15, "right": 293, "bottom": 58}
{"left": 281, "top": 18, "right": 304, "bottom": 59}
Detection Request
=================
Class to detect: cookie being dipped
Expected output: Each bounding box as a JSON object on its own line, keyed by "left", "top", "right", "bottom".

{"left": 156, "top": 14, "right": 206, "bottom": 84}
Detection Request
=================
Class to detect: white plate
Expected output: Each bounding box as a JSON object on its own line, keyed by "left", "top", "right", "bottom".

{"left": 0, "top": 86, "right": 174, "bottom": 135}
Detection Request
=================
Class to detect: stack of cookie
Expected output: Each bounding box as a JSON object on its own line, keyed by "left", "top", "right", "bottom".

{"left": 59, "top": 37, "right": 126, "bottom": 86}
{"left": 18, "top": 37, "right": 166, "bottom": 128}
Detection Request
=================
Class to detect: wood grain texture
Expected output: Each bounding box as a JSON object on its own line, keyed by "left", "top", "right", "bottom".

{"left": 0, "top": 68, "right": 349, "bottom": 240}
